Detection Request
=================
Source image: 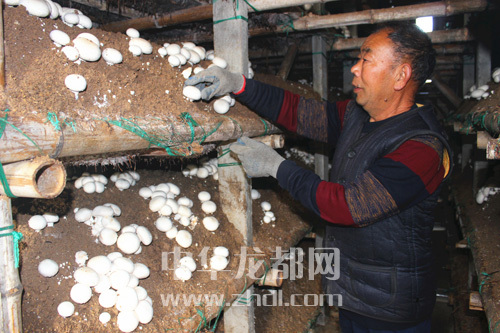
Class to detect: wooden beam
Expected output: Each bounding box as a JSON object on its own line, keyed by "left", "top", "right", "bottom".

{"left": 0, "top": 114, "right": 280, "bottom": 164}
{"left": 69, "top": 0, "right": 145, "bottom": 19}
{"left": 292, "top": 0, "right": 487, "bottom": 31}
{"left": 469, "top": 291, "right": 484, "bottom": 311}
{"left": 277, "top": 43, "right": 299, "bottom": 80}
{"left": 101, "top": 0, "right": 338, "bottom": 33}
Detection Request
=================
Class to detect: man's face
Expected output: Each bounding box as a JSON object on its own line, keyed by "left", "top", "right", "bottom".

{"left": 351, "top": 30, "right": 399, "bottom": 115}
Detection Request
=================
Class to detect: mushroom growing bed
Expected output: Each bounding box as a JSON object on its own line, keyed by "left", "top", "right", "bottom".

{"left": 1, "top": 4, "right": 322, "bottom": 331}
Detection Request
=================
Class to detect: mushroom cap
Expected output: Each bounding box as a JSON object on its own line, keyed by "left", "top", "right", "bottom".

{"left": 129, "top": 37, "right": 153, "bottom": 55}
{"left": 65, "top": 74, "right": 87, "bottom": 92}
{"left": 126, "top": 28, "right": 140, "bottom": 38}
{"left": 102, "top": 48, "right": 123, "bottom": 65}
{"left": 38, "top": 258, "right": 59, "bottom": 277}
{"left": 49, "top": 30, "right": 70, "bottom": 46}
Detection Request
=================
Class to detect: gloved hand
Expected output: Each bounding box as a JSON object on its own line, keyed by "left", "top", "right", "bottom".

{"left": 184, "top": 66, "right": 245, "bottom": 101}
{"left": 230, "top": 136, "right": 285, "bottom": 178}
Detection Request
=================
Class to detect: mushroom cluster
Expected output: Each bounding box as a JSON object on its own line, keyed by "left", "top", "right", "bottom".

{"left": 110, "top": 171, "right": 141, "bottom": 191}
{"left": 210, "top": 246, "right": 230, "bottom": 271}
{"left": 260, "top": 201, "right": 277, "bottom": 225}
{"left": 181, "top": 158, "right": 219, "bottom": 180}
{"left": 55, "top": 252, "right": 153, "bottom": 332}
{"left": 475, "top": 186, "right": 500, "bottom": 204}
{"left": 74, "top": 172, "right": 108, "bottom": 194}
{"left": 28, "top": 213, "right": 59, "bottom": 231}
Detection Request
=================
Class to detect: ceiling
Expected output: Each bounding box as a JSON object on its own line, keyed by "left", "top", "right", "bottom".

{"left": 59, "top": 0, "right": 499, "bottom": 111}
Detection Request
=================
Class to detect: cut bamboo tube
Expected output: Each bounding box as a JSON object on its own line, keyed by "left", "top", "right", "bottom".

{"left": 0, "top": 156, "right": 66, "bottom": 199}
{"left": 252, "top": 134, "right": 284, "bottom": 149}
{"left": 255, "top": 269, "right": 283, "bottom": 287}
{"left": 0, "top": 196, "right": 23, "bottom": 333}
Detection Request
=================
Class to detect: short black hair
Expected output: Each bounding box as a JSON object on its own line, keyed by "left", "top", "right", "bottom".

{"left": 377, "top": 22, "right": 436, "bottom": 87}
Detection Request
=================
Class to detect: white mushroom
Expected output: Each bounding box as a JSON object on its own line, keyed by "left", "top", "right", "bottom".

{"left": 261, "top": 201, "right": 272, "bottom": 211}
{"left": 155, "top": 216, "right": 173, "bottom": 232}
{"left": 149, "top": 196, "right": 166, "bottom": 212}
{"left": 117, "top": 232, "right": 141, "bottom": 254}
{"left": 77, "top": 14, "right": 92, "bottom": 29}
{"left": 57, "top": 301, "right": 75, "bottom": 317}
{"left": 98, "top": 228, "right": 118, "bottom": 246}
{"left": 198, "top": 191, "right": 211, "bottom": 202}
{"left": 99, "top": 288, "right": 117, "bottom": 308}
{"left": 251, "top": 189, "right": 261, "bottom": 200}
{"left": 99, "top": 312, "right": 111, "bottom": 324}
{"left": 29, "top": 215, "right": 47, "bottom": 231}
{"left": 21, "top": 0, "right": 50, "bottom": 17}
{"left": 113, "top": 257, "right": 135, "bottom": 273}
{"left": 129, "top": 45, "right": 142, "bottom": 56}
{"left": 166, "top": 43, "right": 181, "bottom": 55}
{"left": 212, "top": 56, "right": 228, "bottom": 69}
{"left": 135, "top": 300, "right": 154, "bottom": 324}
{"left": 61, "top": 45, "right": 80, "bottom": 61}
{"left": 175, "top": 230, "right": 193, "bottom": 248}
{"left": 65, "top": 74, "right": 87, "bottom": 99}
{"left": 126, "top": 28, "right": 140, "bottom": 38}
{"left": 74, "top": 266, "right": 100, "bottom": 286}
{"left": 136, "top": 226, "right": 153, "bottom": 246}
{"left": 213, "top": 99, "right": 230, "bottom": 114}
{"left": 70, "top": 283, "right": 92, "bottom": 304}
{"left": 138, "top": 187, "right": 153, "bottom": 199}
{"left": 133, "top": 263, "right": 150, "bottom": 279}
{"left": 38, "top": 259, "right": 59, "bottom": 277}
{"left": 175, "top": 265, "right": 192, "bottom": 281}
{"left": 102, "top": 48, "right": 123, "bottom": 65}
{"left": 73, "top": 37, "right": 101, "bottom": 62}
{"left": 179, "top": 256, "right": 197, "bottom": 272}
{"left": 214, "top": 246, "right": 229, "bottom": 257}
{"left": 166, "top": 226, "right": 178, "bottom": 239}
{"left": 49, "top": 30, "right": 70, "bottom": 46}
{"left": 109, "top": 270, "right": 131, "bottom": 290}
{"left": 201, "top": 201, "right": 217, "bottom": 214}
{"left": 168, "top": 55, "right": 181, "bottom": 67}
{"left": 117, "top": 310, "right": 139, "bottom": 333}
{"left": 87, "top": 255, "right": 112, "bottom": 275}
{"left": 116, "top": 287, "right": 139, "bottom": 312}
{"left": 129, "top": 37, "right": 153, "bottom": 54}
{"left": 203, "top": 216, "right": 219, "bottom": 231}
{"left": 210, "top": 255, "right": 229, "bottom": 271}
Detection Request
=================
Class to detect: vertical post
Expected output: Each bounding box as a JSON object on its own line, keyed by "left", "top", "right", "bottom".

{"left": 475, "top": 32, "right": 491, "bottom": 87}
{"left": 0, "top": 196, "right": 23, "bottom": 332}
{"left": 462, "top": 54, "right": 475, "bottom": 96}
{"left": 218, "top": 144, "right": 255, "bottom": 333}
{"left": 312, "top": 34, "right": 328, "bottom": 326}
{"left": 213, "top": 0, "right": 248, "bottom": 76}
{"left": 212, "top": 1, "right": 253, "bottom": 329}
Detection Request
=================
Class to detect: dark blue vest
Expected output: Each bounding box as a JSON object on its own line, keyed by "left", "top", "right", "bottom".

{"left": 323, "top": 101, "right": 451, "bottom": 323}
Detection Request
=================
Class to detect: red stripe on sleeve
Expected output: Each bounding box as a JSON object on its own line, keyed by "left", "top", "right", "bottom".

{"left": 385, "top": 140, "right": 445, "bottom": 194}
{"left": 316, "top": 181, "right": 356, "bottom": 226}
{"left": 276, "top": 90, "right": 300, "bottom": 132}
{"left": 336, "top": 100, "right": 350, "bottom": 130}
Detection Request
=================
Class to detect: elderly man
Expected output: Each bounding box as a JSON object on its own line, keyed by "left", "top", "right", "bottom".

{"left": 185, "top": 22, "right": 451, "bottom": 332}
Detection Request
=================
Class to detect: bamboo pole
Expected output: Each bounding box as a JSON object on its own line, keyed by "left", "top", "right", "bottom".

{"left": 255, "top": 269, "right": 283, "bottom": 287}
{"left": 277, "top": 43, "right": 299, "bottom": 81}
{"left": 0, "top": 114, "right": 280, "bottom": 164}
{"left": 0, "top": 157, "right": 66, "bottom": 199}
{"left": 0, "top": 196, "right": 22, "bottom": 333}
{"left": 0, "top": 2, "right": 5, "bottom": 87}
{"left": 100, "top": 0, "right": 337, "bottom": 32}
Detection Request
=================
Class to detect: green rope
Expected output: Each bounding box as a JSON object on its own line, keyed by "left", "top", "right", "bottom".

{"left": 0, "top": 111, "right": 17, "bottom": 198}
{"left": 0, "top": 226, "right": 23, "bottom": 268}
{"left": 217, "top": 146, "right": 242, "bottom": 168}
{"left": 194, "top": 308, "right": 208, "bottom": 333}
{"left": 210, "top": 297, "right": 226, "bottom": 332}
{"left": 0, "top": 110, "right": 43, "bottom": 153}
{"left": 259, "top": 118, "right": 268, "bottom": 137}
{"left": 46, "top": 112, "right": 61, "bottom": 131}
{"left": 242, "top": 0, "right": 258, "bottom": 12}
{"left": 180, "top": 112, "right": 199, "bottom": 144}
{"left": 278, "top": 15, "right": 296, "bottom": 36}
{"left": 213, "top": 15, "right": 248, "bottom": 25}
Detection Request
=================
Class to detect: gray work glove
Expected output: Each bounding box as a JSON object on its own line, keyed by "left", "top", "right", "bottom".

{"left": 184, "top": 66, "right": 244, "bottom": 101}
{"left": 230, "top": 136, "right": 285, "bottom": 178}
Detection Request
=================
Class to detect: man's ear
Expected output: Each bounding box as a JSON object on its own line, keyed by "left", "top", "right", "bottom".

{"left": 394, "top": 63, "right": 412, "bottom": 91}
